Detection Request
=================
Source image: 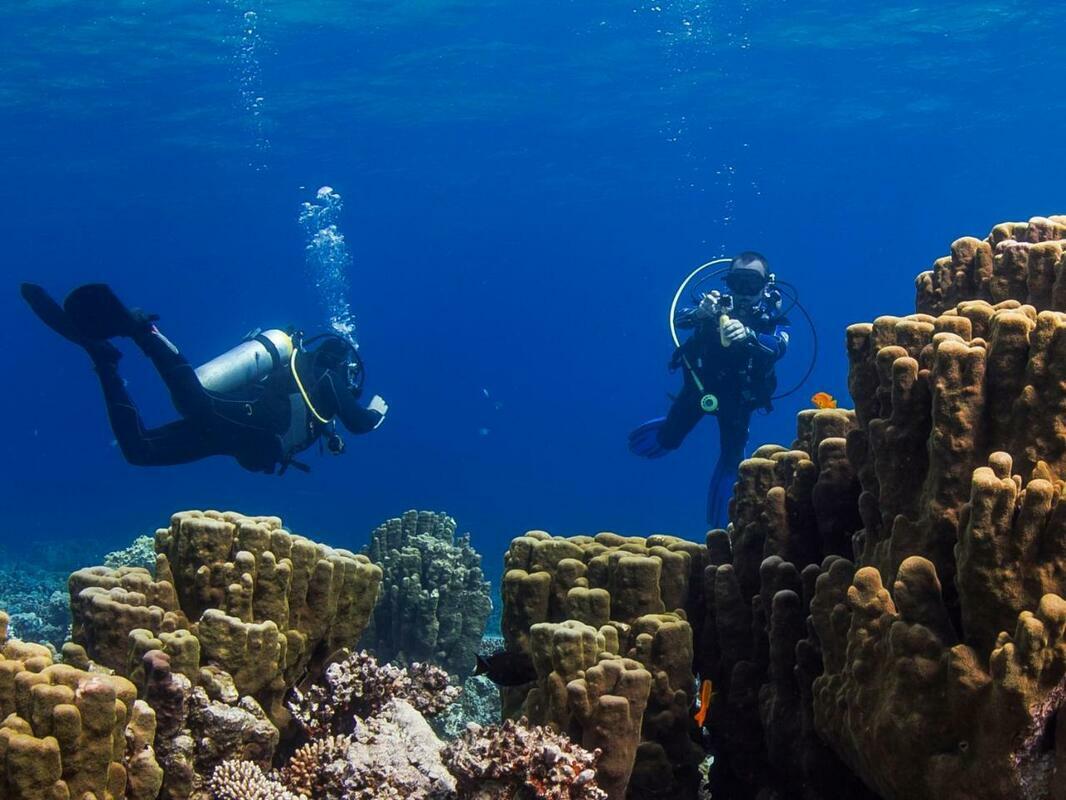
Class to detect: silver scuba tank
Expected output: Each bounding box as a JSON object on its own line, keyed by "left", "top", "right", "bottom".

{"left": 194, "top": 329, "right": 294, "bottom": 394}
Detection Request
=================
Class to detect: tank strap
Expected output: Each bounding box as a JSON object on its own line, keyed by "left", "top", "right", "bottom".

{"left": 254, "top": 333, "right": 285, "bottom": 369}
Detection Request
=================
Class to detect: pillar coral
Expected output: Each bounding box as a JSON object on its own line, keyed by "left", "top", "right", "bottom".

{"left": 809, "top": 556, "right": 1066, "bottom": 800}
{"left": 360, "top": 510, "right": 492, "bottom": 678}
{"left": 521, "top": 620, "right": 652, "bottom": 800}
{"left": 697, "top": 216, "right": 1066, "bottom": 800}
{"left": 0, "top": 625, "right": 163, "bottom": 800}
{"left": 500, "top": 532, "right": 704, "bottom": 800}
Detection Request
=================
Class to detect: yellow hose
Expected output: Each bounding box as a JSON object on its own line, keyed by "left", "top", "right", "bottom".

{"left": 290, "top": 342, "right": 331, "bottom": 424}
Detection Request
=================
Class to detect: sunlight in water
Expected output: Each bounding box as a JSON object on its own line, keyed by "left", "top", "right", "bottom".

{"left": 298, "top": 186, "right": 358, "bottom": 346}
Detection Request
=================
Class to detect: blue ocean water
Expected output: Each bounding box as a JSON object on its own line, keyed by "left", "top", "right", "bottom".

{"left": 0, "top": 0, "right": 1062, "bottom": 583}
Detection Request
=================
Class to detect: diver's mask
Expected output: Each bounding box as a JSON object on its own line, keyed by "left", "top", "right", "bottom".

{"left": 725, "top": 271, "right": 768, "bottom": 296}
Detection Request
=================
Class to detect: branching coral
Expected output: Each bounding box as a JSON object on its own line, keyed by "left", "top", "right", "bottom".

{"left": 277, "top": 735, "right": 351, "bottom": 799}
{"left": 209, "top": 760, "right": 303, "bottom": 800}
{"left": 443, "top": 717, "right": 607, "bottom": 800}
{"left": 288, "top": 650, "right": 460, "bottom": 736}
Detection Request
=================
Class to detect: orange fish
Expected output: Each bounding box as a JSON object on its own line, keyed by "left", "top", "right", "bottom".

{"left": 693, "top": 679, "right": 714, "bottom": 727}
{"left": 811, "top": 392, "right": 837, "bottom": 409}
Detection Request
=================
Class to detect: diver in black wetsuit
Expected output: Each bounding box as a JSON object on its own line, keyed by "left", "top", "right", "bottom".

{"left": 629, "top": 252, "right": 790, "bottom": 528}
{"left": 21, "top": 283, "right": 388, "bottom": 474}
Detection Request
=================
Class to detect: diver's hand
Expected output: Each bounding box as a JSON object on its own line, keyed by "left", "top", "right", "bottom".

{"left": 369, "top": 395, "right": 388, "bottom": 427}
{"left": 721, "top": 319, "right": 752, "bottom": 343}
{"left": 696, "top": 291, "right": 721, "bottom": 319}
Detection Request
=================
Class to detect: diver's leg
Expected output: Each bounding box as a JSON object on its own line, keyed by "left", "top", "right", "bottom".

{"left": 129, "top": 325, "right": 214, "bottom": 420}
{"left": 657, "top": 380, "right": 706, "bottom": 450}
{"left": 90, "top": 351, "right": 221, "bottom": 465}
{"left": 706, "top": 405, "right": 752, "bottom": 528}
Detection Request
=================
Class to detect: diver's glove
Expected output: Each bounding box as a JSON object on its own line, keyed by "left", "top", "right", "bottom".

{"left": 368, "top": 395, "right": 389, "bottom": 429}
{"left": 720, "top": 318, "right": 753, "bottom": 344}
{"left": 696, "top": 291, "right": 723, "bottom": 319}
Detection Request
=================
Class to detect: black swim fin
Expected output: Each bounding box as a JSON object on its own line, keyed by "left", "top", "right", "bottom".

{"left": 21, "top": 283, "right": 87, "bottom": 344}
{"left": 63, "top": 283, "right": 155, "bottom": 340}
{"left": 21, "top": 283, "right": 121, "bottom": 363}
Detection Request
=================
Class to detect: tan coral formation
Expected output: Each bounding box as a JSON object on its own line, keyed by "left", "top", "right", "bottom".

{"left": 694, "top": 216, "right": 1066, "bottom": 800}
{"left": 67, "top": 510, "right": 382, "bottom": 719}
{"left": 58, "top": 511, "right": 381, "bottom": 800}
{"left": 811, "top": 556, "right": 1066, "bottom": 800}
{"left": 501, "top": 532, "right": 703, "bottom": 800}
{"left": 0, "top": 622, "right": 163, "bottom": 800}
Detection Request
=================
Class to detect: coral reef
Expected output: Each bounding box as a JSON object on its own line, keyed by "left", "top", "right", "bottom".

{"left": 61, "top": 510, "right": 382, "bottom": 800}
{"left": 104, "top": 536, "right": 159, "bottom": 572}
{"left": 288, "top": 650, "right": 460, "bottom": 736}
{"left": 0, "top": 558, "right": 72, "bottom": 651}
{"left": 443, "top": 717, "right": 607, "bottom": 800}
{"left": 500, "top": 531, "right": 704, "bottom": 800}
{"left": 0, "top": 611, "right": 165, "bottom": 800}
{"left": 68, "top": 510, "right": 382, "bottom": 719}
{"left": 431, "top": 673, "right": 502, "bottom": 741}
{"left": 693, "top": 216, "right": 1066, "bottom": 800}
{"left": 362, "top": 511, "right": 492, "bottom": 678}
{"left": 214, "top": 645, "right": 608, "bottom": 800}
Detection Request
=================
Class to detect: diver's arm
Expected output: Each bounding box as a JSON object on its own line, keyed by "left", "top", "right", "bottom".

{"left": 747, "top": 322, "right": 790, "bottom": 361}
{"left": 325, "top": 372, "right": 385, "bottom": 434}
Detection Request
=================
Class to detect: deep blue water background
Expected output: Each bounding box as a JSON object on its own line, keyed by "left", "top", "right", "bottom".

{"left": 1, "top": 1, "right": 1064, "bottom": 588}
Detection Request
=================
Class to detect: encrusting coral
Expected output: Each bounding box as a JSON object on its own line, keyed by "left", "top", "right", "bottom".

{"left": 362, "top": 511, "right": 492, "bottom": 678}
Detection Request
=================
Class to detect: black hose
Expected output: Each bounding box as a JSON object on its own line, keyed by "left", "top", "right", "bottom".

{"left": 770, "top": 283, "right": 818, "bottom": 401}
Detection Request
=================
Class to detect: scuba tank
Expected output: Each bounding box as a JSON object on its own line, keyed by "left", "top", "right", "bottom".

{"left": 194, "top": 329, "right": 293, "bottom": 394}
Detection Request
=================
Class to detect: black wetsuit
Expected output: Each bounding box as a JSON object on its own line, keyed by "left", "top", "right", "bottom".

{"left": 92, "top": 327, "right": 382, "bottom": 473}
{"left": 659, "top": 293, "right": 790, "bottom": 527}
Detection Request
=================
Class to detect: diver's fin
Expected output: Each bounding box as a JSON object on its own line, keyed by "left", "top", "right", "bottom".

{"left": 21, "top": 283, "right": 121, "bottom": 363}
{"left": 21, "top": 283, "right": 86, "bottom": 344}
{"left": 63, "top": 283, "right": 156, "bottom": 340}
{"left": 628, "top": 417, "right": 669, "bottom": 459}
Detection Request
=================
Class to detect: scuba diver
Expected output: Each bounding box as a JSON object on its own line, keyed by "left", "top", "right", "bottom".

{"left": 20, "top": 283, "right": 388, "bottom": 474}
{"left": 628, "top": 252, "right": 792, "bottom": 528}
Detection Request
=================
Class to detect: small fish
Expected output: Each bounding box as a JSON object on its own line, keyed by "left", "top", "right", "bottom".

{"left": 474, "top": 650, "right": 537, "bottom": 686}
{"left": 478, "top": 427, "right": 491, "bottom": 436}
{"left": 693, "top": 679, "right": 714, "bottom": 727}
{"left": 482, "top": 387, "right": 491, "bottom": 399}
{"left": 811, "top": 391, "right": 837, "bottom": 409}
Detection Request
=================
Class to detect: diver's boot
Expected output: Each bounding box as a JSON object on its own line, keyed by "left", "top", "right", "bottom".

{"left": 63, "top": 283, "right": 159, "bottom": 340}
